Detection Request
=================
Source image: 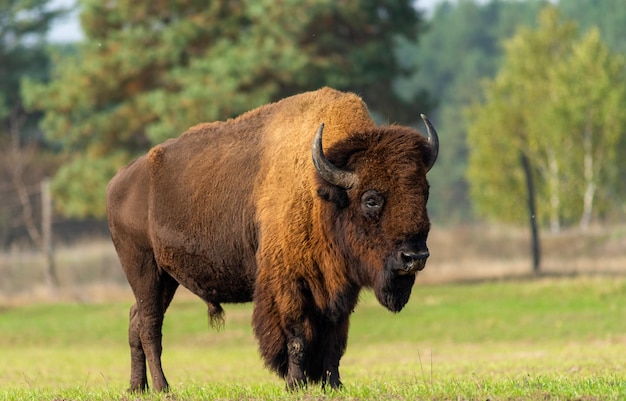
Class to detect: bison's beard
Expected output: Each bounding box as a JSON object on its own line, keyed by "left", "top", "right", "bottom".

{"left": 374, "top": 271, "right": 416, "bottom": 313}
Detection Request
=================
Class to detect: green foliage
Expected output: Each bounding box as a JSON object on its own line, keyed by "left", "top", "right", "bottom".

{"left": 0, "top": 0, "right": 68, "bottom": 237}
{"left": 0, "top": 0, "right": 65, "bottom": 121}
{"left": 13, "top": 0, "right": 626, "bottom": 223}
{"left": 394, "top": 0, "right": 545, "bottom": 223}
{"left": 467, "top": 6, "right": 578, "bottom": 225}
{"left": 548, "top": 28, "right": 626, "bottom": 225}
{"left": 23, "top": 0, "right": 422, "bottom": 218}
{"left": 466, "top": 98, "right": 528, "bottom": 223}
{"left": 394, "top": 0, "right": 626, "bottom": 226}
{"left": 466, "top": 6, "right": 626, "bottom": 228}
{"left": 49, "top": 151, "right": 130, "bottom": 218}
{"left": 559, "top": 0, "right": 626, "bottom": 55}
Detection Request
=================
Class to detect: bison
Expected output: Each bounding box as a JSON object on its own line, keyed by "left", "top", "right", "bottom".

{"left": 106, "top": 87, "right": 439, "bottom": 392}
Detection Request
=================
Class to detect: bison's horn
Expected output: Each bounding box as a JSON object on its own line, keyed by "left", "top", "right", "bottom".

{"left": 312, "top": 123, "right": 356, "bottom": 189}
{"left": 420, "top": 114, "right": 439, "bottom": 172}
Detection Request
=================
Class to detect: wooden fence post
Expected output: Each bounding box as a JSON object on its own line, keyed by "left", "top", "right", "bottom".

{"left": 41, "top": 178, "right": 59, "bottom": 294}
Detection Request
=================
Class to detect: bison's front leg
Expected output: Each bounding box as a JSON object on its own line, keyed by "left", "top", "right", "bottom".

{"left": 286, "top": 336, "right": 307, "bottom": 390}
{"left": 321, "top": 316, "right": 349, "bottom": 390}
{"left": 321, "top": 354, "right": 342, "bottom": 390}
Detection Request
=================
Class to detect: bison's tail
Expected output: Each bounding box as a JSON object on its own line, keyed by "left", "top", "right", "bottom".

{"left": 207, "top": 302, "right": 225, "bottom": 330}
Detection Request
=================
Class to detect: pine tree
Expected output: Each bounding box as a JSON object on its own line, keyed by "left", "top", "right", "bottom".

{"left": 23, "top": 0, "right": 423, "bottom": 217}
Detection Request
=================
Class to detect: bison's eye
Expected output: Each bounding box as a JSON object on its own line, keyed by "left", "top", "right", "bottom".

{"left": 361, "top": 190, "right": 384, "bottom": 218}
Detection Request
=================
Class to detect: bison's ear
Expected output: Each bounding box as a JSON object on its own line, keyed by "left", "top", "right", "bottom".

{"left": 317, "top": 185, "right": 349, "bottom": 209}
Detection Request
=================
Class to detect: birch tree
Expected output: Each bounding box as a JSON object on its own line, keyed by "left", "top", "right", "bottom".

{"left": 467, "top": 6, "right": 626, "bottom": 230}
{"left": 467, "top": 6, "right": 576, "bottom": 230}
{"left": 548, "top": 28, "right": 626, "bottom": 231}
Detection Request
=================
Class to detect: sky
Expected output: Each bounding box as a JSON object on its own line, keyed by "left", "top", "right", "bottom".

{"left": 48, "top": 0, "right": 82, "bottom": 42}
{"left": 47, "top": 0, "right": 452, "bottom": 43}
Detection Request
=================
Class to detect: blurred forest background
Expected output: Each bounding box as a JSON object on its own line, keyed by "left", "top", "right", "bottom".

{"left": 2, "top": 0, "right": 626, "bottom": 299}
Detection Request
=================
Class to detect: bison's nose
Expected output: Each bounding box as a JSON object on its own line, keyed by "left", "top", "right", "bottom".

{"left": 400, "top": 250, "right": 429, "bottom": 272}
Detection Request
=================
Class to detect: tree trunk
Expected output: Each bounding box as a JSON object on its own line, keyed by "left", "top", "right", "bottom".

{"left": 580, "top": 118, "right": 595, "bottom": 232}
{"left": 8, "top": 101, "right": 58, "bottom": 295}
{"left": 520, "top": 152, "right": 541, "bottom": 274}
{"left": 9, "top": 103, "right": 42, "bottom": 247}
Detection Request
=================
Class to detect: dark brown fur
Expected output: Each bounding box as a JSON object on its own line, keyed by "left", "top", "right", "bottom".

{"left": 106, "top": 87, "right": 436, "bottom": 392}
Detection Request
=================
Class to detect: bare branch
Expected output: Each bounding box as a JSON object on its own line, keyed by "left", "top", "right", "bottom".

{"left": 8, "top": 101, "right": 43, "bottom": 248}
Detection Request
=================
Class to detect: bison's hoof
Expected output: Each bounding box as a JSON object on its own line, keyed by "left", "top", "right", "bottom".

{"left": 127, "top": 384, "right": 148, "bottom": 393}
{"left": 286, "top": 377, "right": 307, "bottom": 392}
{"left": 323, "top": 371, "right": 343, "bottom": 391}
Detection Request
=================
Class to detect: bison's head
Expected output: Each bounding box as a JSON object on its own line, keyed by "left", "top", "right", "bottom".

{"left": 313, "top": 115, "right": 439, "bottom": 312}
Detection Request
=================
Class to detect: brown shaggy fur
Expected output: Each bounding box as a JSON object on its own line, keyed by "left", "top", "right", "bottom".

{"left": 106, "top": 87, "right": 436, "bottom": 392}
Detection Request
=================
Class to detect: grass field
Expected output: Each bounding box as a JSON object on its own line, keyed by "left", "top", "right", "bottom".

{"left": 1, "top": 275, "right": 626, "bottom": 400}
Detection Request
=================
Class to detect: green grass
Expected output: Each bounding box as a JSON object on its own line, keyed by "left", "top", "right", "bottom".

{"left": 1, "top": 276, "right": 626, "bottom": 400}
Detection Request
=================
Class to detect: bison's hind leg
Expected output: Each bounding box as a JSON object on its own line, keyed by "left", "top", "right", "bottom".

{"left": 123, "top": 252, "right": 179, "bottom": 393}
{"left": 128, "top": 303, "right": 148, "bottom": 392}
